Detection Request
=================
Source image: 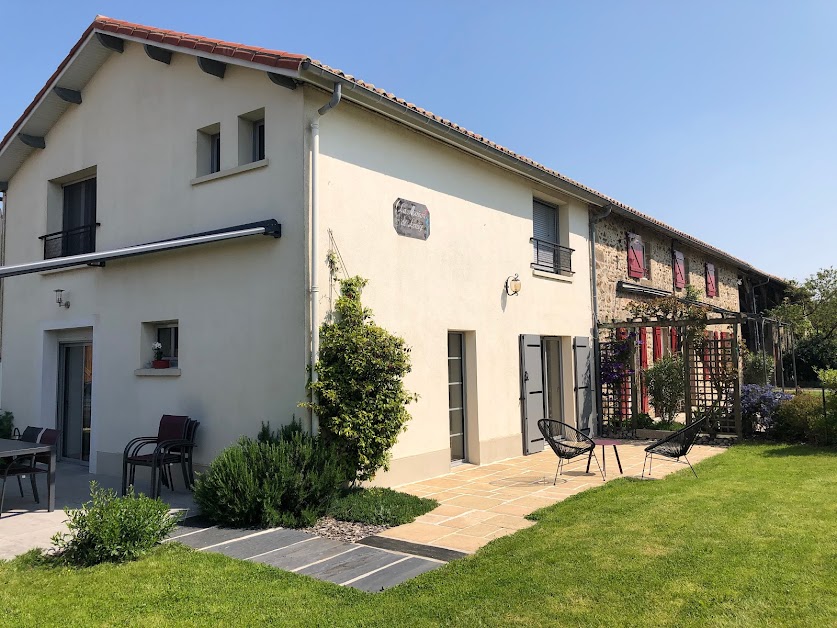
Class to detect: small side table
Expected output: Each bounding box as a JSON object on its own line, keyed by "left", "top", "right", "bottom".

{"left": 587, "top": 438, "right": 623, "bottom": 477}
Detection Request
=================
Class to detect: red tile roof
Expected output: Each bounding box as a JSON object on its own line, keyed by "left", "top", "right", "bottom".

{"left": 0, "top": 15, "right": 784, "bottom": 283}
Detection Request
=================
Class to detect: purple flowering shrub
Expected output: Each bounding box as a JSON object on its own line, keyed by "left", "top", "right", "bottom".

{"left": 741, "top": 384, "right": 792, "bottom": 432}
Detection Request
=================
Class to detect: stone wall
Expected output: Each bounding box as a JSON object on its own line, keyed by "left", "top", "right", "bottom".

{"left": 595, "top": 213, "right": 740, "bottom": 324}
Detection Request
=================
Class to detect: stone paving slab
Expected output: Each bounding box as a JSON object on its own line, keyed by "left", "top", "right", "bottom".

{"left": 167, "top": 518, "right": 446, "bottom": 592}
{"left": 348, "top": 556, "right": 443, "bottom": 592}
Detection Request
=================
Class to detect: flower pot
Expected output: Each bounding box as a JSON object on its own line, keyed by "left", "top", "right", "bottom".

{"left": 152, "top": 359, "right": 170, "bottom": 369}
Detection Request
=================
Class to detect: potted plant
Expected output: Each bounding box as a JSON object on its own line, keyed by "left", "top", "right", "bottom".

{"left": 151, "top": 342, "right": 169, "bottom": 369}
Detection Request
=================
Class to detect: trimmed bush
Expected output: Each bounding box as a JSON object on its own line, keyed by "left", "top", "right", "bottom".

{"left": 0, "top": 410, "right": 13, "bottom": 439}
{"left": 329, "top": 488, "right": 438, "bottom": 526}
{"left": 644, "top": 355, "right": 685, "bottom": 421}
{"left": 51, "top": 482, "right": 180, "bottom": 566}
{"left": 770, "top": 393, "right": 837, "bottom": 444}
{"left": 194, "top": 421, "right": 346, "bottom": 528}
{"left": 632, "top": 413, "right": 654, "bottom": 429}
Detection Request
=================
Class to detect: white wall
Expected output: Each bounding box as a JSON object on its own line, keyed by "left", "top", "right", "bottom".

{"left": 307, "top": 93, "right": 595, "bottom": 484}
{"left": 2, "top": 42, "right": 307, "bottom": 474}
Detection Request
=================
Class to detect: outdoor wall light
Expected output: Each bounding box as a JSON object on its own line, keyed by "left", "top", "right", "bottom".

{"left": 505, "top": 274, "right": 522, "bottom": 297}
{"left": 54, "top": 289, "right": 70, "bottom": 309}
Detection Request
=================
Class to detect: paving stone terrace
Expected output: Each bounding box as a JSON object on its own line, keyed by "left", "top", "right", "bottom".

{"left": 378, "top": 440, "right": 725, "bottom": 554}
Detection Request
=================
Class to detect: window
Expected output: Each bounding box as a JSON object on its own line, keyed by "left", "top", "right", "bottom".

{"left": 253, "top": 119, "right": 265, "bottom": 162}
{"left": 156, "top": 324, "right": 179, "bottom": 362}
{"left": 705, "top": 263, "right": 717, "bottom": 298}
{"left": 238, "top": 108, "right": 266, "bottom": 165}
{"left": 196, "top": 123, "right": 221, "bottom": 177}
{"left": 41, "top": 177, "right": 97, "bottom": 259}
{"left": 627, "top": 233, "right": 645, "bottom": 279}
{"left": 531, "top": 200, "right": 571, "bottom": 274}
{"left": 673, "top": 250, "right": 686, "bottom": 289}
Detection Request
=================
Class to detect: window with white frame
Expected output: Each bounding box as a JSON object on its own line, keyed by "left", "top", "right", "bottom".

{"left": 156, "top": 324, "right": 179, "bottom": 362}
{"left": 197, "top": 122, "right": 221, "bottom": 177}
{"left": 238, "top": 108, "right": 266, "bottom": 165}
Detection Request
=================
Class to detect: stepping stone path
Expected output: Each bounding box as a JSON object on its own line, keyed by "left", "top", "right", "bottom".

{"left": 169, "top": 517, "right": 462, "bottom": 592}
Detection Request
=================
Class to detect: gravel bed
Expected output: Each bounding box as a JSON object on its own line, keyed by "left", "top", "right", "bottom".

{"left": 304, "top": 516, "right": 389, "bottom": 543}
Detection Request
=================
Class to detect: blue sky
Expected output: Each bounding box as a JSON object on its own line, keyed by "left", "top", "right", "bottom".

{"left": 2, "top": 1, "right": 834, "bottom": 281}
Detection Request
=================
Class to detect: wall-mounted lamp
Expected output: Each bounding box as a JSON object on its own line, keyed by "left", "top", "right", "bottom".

{"left": 505, "top": 273, "right": 522, "bottom": 297}
{"left": 54, "top": 289, "right": 70, "bottom": 309}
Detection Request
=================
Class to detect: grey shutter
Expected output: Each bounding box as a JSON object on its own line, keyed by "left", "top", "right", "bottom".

{"left": 519, "top": 334, "right": 545, "bottom": 454}
{"left": 573, "top": 337, "right": 594, "bottom": 434}
{"left": 533, "top": 201, "right": 557, "bottom": 242}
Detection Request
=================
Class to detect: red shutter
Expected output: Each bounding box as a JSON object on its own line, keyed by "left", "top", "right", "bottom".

{"left": 703, "top": 332, "right": 712, "bottom": 380}
{"left": 705, "top": 263, "right": 717, "bottom": 297}
{"left": 670, "top": 327, "right": 678, "bottom": 352}
{"left": 639, "top": 327, "right": 649, "bottom": 413}
{"left": 720, "top": 331, "right": 730, "bottom": 367}
{"left": 673, "top": 250, "right": 686, "bottom": 289}
{"left": 616, "top": 328, "right": 630, "bottom": 419}
{"left": 627, "top": 233, "right": 645, "bottom": 279}
{"left": 653, "top": 327, "right": 663, "bottom": 362}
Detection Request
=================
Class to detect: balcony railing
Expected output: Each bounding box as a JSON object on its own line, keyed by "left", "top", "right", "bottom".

{"left": 39, "top": 224, "right": 99, "bottom": 260}
{"left": 531, "top": 238, "right": 574, "bottom": 275}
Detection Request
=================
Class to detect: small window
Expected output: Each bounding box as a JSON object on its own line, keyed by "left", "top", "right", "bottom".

{"left": 253, "top": 119, "right": 265, "bottom": 162}
{"left": 197, "top": 123, "right": 221, "bottom": 177}
{"left": 156, "top": 324, "right": 179, "bottom": 362}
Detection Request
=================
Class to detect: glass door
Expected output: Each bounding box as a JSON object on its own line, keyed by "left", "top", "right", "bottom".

{"left": 58, "top": 342, "right": 93, "bottom": 463}
{"left": 448, "top": 332, "right": 466, "bottom": 463}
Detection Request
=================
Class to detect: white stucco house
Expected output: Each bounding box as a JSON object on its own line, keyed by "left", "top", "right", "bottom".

{"left": 0, "top": 16, "right": 671, "bottom": 485}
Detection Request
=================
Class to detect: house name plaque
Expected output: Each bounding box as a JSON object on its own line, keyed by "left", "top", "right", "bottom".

{"left": 393, "top": 198, "right": 430, "bottom": 240}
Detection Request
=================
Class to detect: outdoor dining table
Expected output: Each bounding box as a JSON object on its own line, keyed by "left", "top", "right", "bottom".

{"left": 586, "top": 438, "right": 623, "bottom": 478}
{"left": 0, "top": 438, "right": 56, "bottom": 512}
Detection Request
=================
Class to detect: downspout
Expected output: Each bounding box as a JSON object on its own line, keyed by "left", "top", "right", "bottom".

{"left": 589, "top": 203, "right": 612, "bottom": 436}
{"left": 309, "top": 83, "right": 342, "bottom": 434}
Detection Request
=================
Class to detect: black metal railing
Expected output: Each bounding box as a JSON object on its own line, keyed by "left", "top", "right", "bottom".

{"left": 39, "top": 224, "right": 99, "bottom": 259}
{"left": 531, "top": 238, "right": 573, "bottom": 275}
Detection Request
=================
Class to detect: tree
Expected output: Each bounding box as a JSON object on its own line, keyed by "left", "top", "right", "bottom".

{"left": 644, "top": 355, "right": 685, "bottom": 422}
{"left": 770, "top": 267, "right": 837, "bottom": 379}
{"left": 305, "top": 277, "right": 416, "bottom": 483}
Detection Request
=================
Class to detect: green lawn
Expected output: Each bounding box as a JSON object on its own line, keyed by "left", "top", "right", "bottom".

{"left": 3, "top": 444, "right": 837, "bottom": 627}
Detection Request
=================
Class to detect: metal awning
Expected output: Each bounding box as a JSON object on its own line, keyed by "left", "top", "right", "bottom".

{"left": 0, "top": 219, "right": 281, "bottom": 279}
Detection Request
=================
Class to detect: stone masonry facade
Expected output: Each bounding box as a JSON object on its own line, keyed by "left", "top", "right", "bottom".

{"left": 595, "top": 213, "right": 740, "bottom": 324}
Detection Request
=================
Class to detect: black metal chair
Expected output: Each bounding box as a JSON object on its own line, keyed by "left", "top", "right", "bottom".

{"left": 642, "top": 417, "right": 707, "bottom": 479}
{"left": 538, "top": 419, "right": 605, "bottom": 484}
{"left": 122, "top": 415, "right": 198, "bottom": 498}
{"left": 0, "top": 453, "right": 41, "bottom": 516}
{"left": 9, "top": 426, "right": 58, "bottom": 501}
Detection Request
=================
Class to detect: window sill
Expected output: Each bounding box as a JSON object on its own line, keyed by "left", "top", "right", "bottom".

{"left": 191, "top": 158, "right": 269, "bottom": 186}
{"left": 532, "top": 269, "right": 573, "bottom": 283}
{"left": 134, "top": 368, "right": 181, "bottom": 377}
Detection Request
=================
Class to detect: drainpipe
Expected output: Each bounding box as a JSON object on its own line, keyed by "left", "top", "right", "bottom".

{"left": 309, "top": 83, "right": 342, "bottom": 434}
{"left": 589, "top": 203, "right": 612, "bottom": 436}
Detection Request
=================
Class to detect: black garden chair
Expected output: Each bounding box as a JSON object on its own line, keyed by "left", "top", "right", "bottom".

{"left": 5, "top": 426, "right": 59, "bottom": 505}
{"left": 642, "top": 417, "right": 707, "bottom": 479}
{"left": 122, "top": 415, "right": 199, "bottom": 499}
{"left": 0, "top": 453, "right": 40, "bottom": 516}
{"left": 538, "top": 419, "right": 605, "bottom": 484}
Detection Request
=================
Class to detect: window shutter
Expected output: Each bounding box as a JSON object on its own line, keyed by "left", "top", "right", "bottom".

{"left": 533, "top": 201, "right": 558, "bottom": 243}
{"left": 670, "top": 327, "right": 678, "bottom": 352}
{"left": 627, "top": 233, "right": 645, "bottom": 279}
{"left": 673, "top": 250, "right": 686, "bottom": 289}
{"left": 653, "top": 327, "right": 663, "bottom": 361}
{"left": 705, "top": 263, "right": 717, "bottom": 297}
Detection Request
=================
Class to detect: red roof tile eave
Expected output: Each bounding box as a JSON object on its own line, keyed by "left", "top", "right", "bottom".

{"left": 0, "top": 16, "right": 786, "bottom": 286}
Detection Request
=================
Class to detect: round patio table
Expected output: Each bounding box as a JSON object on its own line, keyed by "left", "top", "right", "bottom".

{"left": 586, "top": 438, "right": 623, "bottom": 477}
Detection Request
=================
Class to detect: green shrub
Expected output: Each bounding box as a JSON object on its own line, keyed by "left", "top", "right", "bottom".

{"left": 651, "top": 419, "right": 683, "bottom": 431}
{"left": 51, "top": 482, "right": 180, "bottom": 566}
{"left": 632, "top": 413, "right": 654, "bottom": 429}
{"left": 306, "top": 276, "right": 417, "bottom": 483}
{"left": 328, "top": 488, "right": 438, "bottom": 526}
{"left": 0, "top": 410, "right": 13, "bottom": 439}
{"left": 744, "top": 351, "right": 775, "bottom": 385}
{"left": 644, "top": 355, "right": 685, "bottom": 421}
{"left": 194, "top": 421, "right": 346, "bottom": 528}
{"left": 770, "top": 393, "right": 837, "bottom": 444}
